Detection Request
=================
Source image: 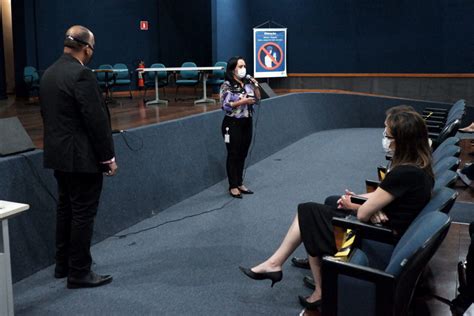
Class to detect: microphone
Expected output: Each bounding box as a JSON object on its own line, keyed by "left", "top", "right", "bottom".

{"left": 245, "top": 74, "right": 259, "bottom": 87}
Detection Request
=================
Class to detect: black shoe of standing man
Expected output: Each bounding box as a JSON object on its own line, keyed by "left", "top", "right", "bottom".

{"left": 67, "top": 271, "right": 113, "bottom": 289}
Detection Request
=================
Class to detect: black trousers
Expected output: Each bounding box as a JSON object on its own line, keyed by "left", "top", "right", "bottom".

{"left": 54, "top": 171, "right": 103, "bottom": 278}
{"left": 221, "top": 116, "right": 253, "bottom": 188}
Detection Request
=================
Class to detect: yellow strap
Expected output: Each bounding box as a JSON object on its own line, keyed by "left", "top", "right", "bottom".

{"left": 334, "top": 229, "right": 356, "bottom": 258}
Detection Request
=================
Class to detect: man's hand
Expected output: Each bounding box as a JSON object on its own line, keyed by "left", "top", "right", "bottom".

{"left": 105, "top": 161, "right": 118, "bottom": 176}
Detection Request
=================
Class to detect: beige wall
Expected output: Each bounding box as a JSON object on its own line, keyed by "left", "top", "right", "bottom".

{"left": 1, "top": 0, "right": 14, "bottom": 93}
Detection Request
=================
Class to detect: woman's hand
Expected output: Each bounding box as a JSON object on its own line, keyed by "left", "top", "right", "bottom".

{"left": 337, "top": 189, "right": 356, "bottom": 208}
{"left": 338, "top": 194, "right": 359, "bottom": 211}
{"left": 241, "top": 95, "right": 256, "bottom": 105}
{"left": 369, "top": 211, "right": 389, "bottom": 224}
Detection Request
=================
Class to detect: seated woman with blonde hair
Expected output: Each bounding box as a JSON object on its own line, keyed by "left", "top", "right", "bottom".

{"left": 239, "top": 110, "right": 434, "bottom": 310}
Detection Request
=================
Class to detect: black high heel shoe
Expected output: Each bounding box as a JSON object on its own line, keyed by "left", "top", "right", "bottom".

{"left": 298, "top": 295, "right": 322, "bottom": 310}
{"left": 229, "top": 190, "right": 242, "bottom": 199}
{"left": 239, "top": 266, "right": 282, "bottom": 287}
{"left": 238, "top": 188, "right": 254, "bottom": 194}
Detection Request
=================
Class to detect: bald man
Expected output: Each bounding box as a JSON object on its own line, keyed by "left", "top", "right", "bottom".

{"left": 40, "top": 25, "right": 117, "bottom": 289}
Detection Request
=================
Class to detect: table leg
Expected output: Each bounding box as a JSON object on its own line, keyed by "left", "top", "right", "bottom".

{"left": 194, "top": 72, "right": 216, "bottom": 105}
{"left": 104, "top": 72, "right": 118, "bottom": 105}
{"left": 0, "top": 220, "right": 14, "bottom": 316}
{"left": 146, "top": 73, "right": 168, "bottom": 106}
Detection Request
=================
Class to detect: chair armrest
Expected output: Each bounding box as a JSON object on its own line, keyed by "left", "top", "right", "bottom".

{"left": 365, "top": 179, "right": 380, "bottom": 193}
{"left": 332, "top": 216, "right": 397, "bottom": 244}
{"left": 322, "top": 255, "right": 395, "bottom": 316}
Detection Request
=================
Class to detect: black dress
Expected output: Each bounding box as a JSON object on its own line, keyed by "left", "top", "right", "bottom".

{"left": 298, "top": 165, "right": 433, "bottom": 257}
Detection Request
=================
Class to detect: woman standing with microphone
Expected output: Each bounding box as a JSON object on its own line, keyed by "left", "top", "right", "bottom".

{"left": 220, "top": 56, "right": 261, "bottom": 198}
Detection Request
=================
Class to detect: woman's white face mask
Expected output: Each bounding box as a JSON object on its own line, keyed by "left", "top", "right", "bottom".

{"left": 237, "top": 67, "right": 246, "bottom": 79}
{"left": 382, "top": 128, "right": 394, "bottom": 153}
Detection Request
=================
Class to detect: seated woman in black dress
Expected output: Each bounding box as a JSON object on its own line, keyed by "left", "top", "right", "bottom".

{"left": 239, "top": 110, "right": 434, "bottom": 310}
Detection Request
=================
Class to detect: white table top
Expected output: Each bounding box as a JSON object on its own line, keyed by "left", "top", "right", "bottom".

{"left": 92, "top": 69, "right": 129, "bottom": 72}
{"left": 138, "top": 66, "right": 224, "bottom": 72}
{"left": 0, "top": 201, "right": 29, "bottom": 220}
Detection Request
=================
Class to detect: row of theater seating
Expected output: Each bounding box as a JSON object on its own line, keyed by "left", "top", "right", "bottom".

{"left": 319, "top": 130, "right": 463, "bottom": 315}
{"left": 309, "top": 100, "right": 467, "bottom": 315}
{"left": 23, "top": 61, "right": 228, "bottom": 101}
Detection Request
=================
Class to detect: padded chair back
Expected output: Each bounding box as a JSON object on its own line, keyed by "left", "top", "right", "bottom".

{"left": 432, "top": 144, "right": 461, "bottom": 164}
{"left": 179, "top": 62, "right": 198, "bottom": 79}
{"left": 147, "top": 63, "right": 167, "bottom": 81}
{"left": 433, "top": 169, "right": 458, "bottom": 191}
{"left": 23, "top": 66, "right": 39, "bottom": 85}
{"left": 113, "top": 63, "right": 130, "bottom": 80}
{"left": 433, "top": 156, "right": 460, "bottom": 177}
{"left": 445, "top": 108, "right": 465, "bottom": 126}
{"left": 435, "top": 136, "right": 460, "bottom": 150}
{"left": 213, "top": 61, "right": 226, "bottom": 78}
{"left": 435, "top": 119, "right": 461, "bottom": 148}
{"left": 96, "top": 64, "right": 114, "bottom": 82}
{"left": 386, "top": 212, "right": 451, "bottom": 315}
{"left": 418, "top": 187, "right": 458, "bottom": 217}
{"left": 447, "top": 100, "right": 465, "bottom": 121}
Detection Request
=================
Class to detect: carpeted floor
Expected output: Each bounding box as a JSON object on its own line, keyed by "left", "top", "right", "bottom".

{"left": 14, "top": 128, "right": 464, "bottom": 315}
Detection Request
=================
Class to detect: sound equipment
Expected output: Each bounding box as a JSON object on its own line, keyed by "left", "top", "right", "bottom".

{"left": 259, "top": 82, "right": 277, "bottom": 99}
{"left": 0, "top": 117, "right": 35, "bottom": 157}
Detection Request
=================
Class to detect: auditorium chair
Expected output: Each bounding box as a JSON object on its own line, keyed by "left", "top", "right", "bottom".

{"left": 433, "top": 156, "right": 460, "bottom": 177}
{"left": 174, "top": 61, "right": 199, "bottom": 101}
{"left": 423, "top": 99, "right": 465, "bottom": 122}
{"left": 207, "top": 61, "right": 227, "bottom": 91}
{"left": 113, "top": 63, "right": 133, "bottom": 98}
{"left": 433, "top": 170, "right": 459, "bottom": 191}
{"left": 144, "top": 63, "right": 169, "bottom": 100}
{"left": 322, "top": 211, "right": 451, "bottom": 315}
{"left": 23, "top": 66, "right": 40, "bottom": 98}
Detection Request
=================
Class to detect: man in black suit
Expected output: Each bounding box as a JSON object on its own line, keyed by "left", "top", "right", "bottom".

{"left": 40, "top": 25, "right": 117, "bottom": 289}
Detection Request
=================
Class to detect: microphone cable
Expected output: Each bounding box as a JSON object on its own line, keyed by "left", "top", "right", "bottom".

{"left": 113, "top": 129, "right": 144, "bottom": 152}
{"left": 242, "top": 84, "right": 263, "bottom": 181}
{"left": 112, "top": 197, "right": 235, "bottom": 239}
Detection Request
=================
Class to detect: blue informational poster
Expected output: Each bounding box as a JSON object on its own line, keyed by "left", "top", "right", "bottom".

{"left": 253, "top": 28, "right": 287, "bottom": 78}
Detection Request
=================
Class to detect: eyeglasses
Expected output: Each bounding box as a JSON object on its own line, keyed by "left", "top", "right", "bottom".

{"left": 383, "top": 129, "right": 394, "bottom": 139}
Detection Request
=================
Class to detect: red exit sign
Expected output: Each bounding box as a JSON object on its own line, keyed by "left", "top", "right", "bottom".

{"left": 140, "top": 21, "right": 148, "bottom": 31}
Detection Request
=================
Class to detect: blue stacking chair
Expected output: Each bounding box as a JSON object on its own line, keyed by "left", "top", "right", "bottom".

{"left": 113, "top": 63, "right": 133, "bottom": 98}
{"left": 207, "top": 61, "right": 227, "bottom": 88}
{"left": 174, "top": 61, "right": 199, "bottom": 101}
{"left": 23, "top": 66, "right": 40, "bottom": 97}
{"left": 144, "top": 63, "right": 169, "bottom": 99}
{"left": 323, "top": 212, "right": 451, "bottom": 316}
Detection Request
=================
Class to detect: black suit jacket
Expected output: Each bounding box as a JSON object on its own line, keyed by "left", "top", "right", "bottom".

{"left": 40, "top": 54, "right": 115, "bottom": 173}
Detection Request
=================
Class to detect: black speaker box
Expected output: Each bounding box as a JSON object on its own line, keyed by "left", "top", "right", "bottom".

{"left": 0, "top": 117, "right": 35, "bottom": 156}
{"left": 259, "top": 82, "right": 277, "bottom": 99}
